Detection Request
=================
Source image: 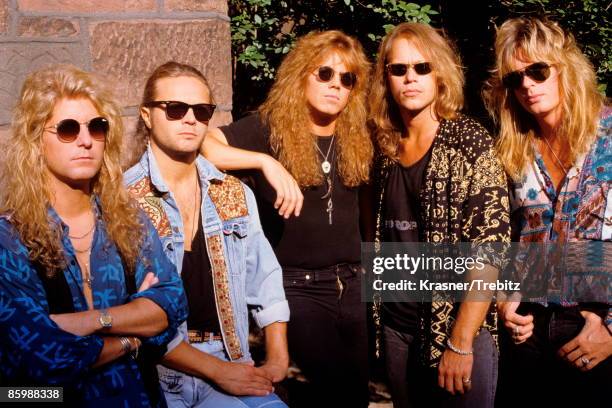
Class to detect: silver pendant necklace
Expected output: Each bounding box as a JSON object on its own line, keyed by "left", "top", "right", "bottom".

{"left": 74, "top": 247, "right": 93, "bottom": 287}
{"left": 315, "top": 135, "right": 335, "bottom": 174}
{"left": 318, "top": 139, "right": 336, "bottom": 225}
{"left": 84, "top": 257, "right": 93, "bottom": 287}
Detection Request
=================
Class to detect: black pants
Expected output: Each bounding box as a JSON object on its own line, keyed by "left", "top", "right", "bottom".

{"left": 497, "top": 303, "right": 611, "bottom": 408}
{"left": 283, "top": 263, "right": 369, "bottom": 408}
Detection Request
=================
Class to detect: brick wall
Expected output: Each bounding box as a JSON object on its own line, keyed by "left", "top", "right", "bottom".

{"left": 0, "top": 0, "right": 232, "bottom": 164}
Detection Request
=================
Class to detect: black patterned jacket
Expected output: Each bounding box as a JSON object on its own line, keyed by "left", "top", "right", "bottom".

{"left": 373, "top": 114, "right": 511, "bottom": 367}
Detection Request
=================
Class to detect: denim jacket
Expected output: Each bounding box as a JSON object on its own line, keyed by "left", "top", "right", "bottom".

{"left": 124, "top": 145, "right": 289, "bottom": 362}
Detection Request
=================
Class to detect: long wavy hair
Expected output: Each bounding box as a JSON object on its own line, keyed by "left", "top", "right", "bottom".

{"left": 128, "top": 61, "right": 213, "bottom": 168}
{"left": 259, "top": 30, "right": 372, "bottom": 187}
{"left": 369, "top": 22, "right": 465, "bottom": 160}
{"left": 483, "top": 17, "right": 604, "bottom": 181}
{"left": 0, "top": 65, "right": 144, "bottom": 276}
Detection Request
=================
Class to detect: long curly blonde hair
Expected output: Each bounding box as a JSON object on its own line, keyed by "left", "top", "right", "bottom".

{"left": 483, "top": 17, "right": 604, "bottom": 181}
{"left": 369, "top": 22, "right": 465, "bottom": 160}
{"left": 0, "top": 65, "right": 144, "bottom": 276}
{"left": 260, "top": 30, "right": 373, "bottom": 188}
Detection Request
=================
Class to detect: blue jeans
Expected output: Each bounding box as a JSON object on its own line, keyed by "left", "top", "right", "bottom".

{"left": 158, "top": 340, "right": 287, "bottom": 408}
{"left": 384, "top": 325, "right": 498, "bottom": 408}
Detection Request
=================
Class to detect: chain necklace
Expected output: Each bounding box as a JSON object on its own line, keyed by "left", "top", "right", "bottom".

{"left": 68, "top": 222, "right": 95, "bottom": 239}
{"left": 315, "top": 135, "right": 335, "bottom": 174}
{"left": 72, "top": 221, "right": 94, "bottom": 287}
{"left": 74, "top": 244, "right": 92, "bottom": 254}
{"left": 541, "top": 135, "right": 569, "bottom": 176}
{"left": 83, "top": 255, "right": 93, "bottom": 288}
{"left": 67, "top": 203, "right": 96, "bottom": 291}
{"left": 73, "top": 247, "right": 93, "bottom": 287}
{"left": 318, "top": 138, "right": 336, "bottom": 225}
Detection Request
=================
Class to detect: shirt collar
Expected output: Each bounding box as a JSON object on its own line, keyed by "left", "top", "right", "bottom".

{"left": 47, "top": 195, "right": 103, "bottom": 235}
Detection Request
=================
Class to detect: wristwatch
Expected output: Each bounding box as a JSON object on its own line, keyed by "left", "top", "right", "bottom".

{"left": 98, "top": 309, "right": 113, "bottom": 329}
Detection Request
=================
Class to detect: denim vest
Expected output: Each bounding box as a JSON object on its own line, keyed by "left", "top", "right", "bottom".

{"left": 124, "top": 146, "right": 289, "bottom": 362}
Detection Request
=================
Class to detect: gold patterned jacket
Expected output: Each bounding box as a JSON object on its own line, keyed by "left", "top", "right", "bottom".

{"left": 373, "top": 115, "right": 511, "bottom": 367}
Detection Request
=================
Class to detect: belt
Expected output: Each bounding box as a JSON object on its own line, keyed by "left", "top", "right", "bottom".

{"left": 282, "top": 263, "right": 362, "bottom": 299}
{"left": 283, "top": 263, "right": 362, "bottom": 280}
{"left": 188, "top": 330, "right": 223, "bottom": 343}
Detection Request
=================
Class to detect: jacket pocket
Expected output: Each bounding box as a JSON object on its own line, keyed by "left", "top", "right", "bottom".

{"left": 222, "top": 218, "right": 248, "bottom": 276}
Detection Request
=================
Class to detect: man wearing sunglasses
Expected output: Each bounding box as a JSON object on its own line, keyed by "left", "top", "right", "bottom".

{"left": 202, "top": 31, "right": 373, "bottom": 407}
{"left": 367, "top": 22, "right": 511, "bottom": 408}
{"left": 124, "top": 61, "right": 289, "bottom": 408}
{"left": 44, "top": 116, "right": 110, "bottom": 142}
{"left": 484, "top": 17, "right": 611, "bottom": 407}
{"left": 0, "top": 65, "right": 190, "bottom": 407}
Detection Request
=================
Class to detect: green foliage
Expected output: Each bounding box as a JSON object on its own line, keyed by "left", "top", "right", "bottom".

{"left": 229, "top": 0, "right": 438, "bottom": 83}
{"left": 230, "top": 0, "right": 296, "bottom": 81}
{"left": 365, "top": 1, "right": 438, "bottom": 43}
{"left": 228, "top": 0, "right": 610, "bottom": 115}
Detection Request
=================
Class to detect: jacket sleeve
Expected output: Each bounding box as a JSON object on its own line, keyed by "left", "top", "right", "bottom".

{"left": 462, "top": 145, "right": 511, "bottom": 245}
{"left": 242, "top": 186, "right": 290, "bottom": 328}
{"left": 129, "top": 217, "right": 188, "bottom": 347}
{"left": 0, "top": 240, "right": 104, "bottom": 384}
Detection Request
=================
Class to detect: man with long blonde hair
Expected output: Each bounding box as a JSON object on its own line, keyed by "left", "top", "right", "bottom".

{"left": 0, "top": 65, "right": 188, "bottom": 406}
{"left": 484, "top": 16, "right": 611, "bottom": 407}
{"left": 368, "top": 22, "right": 510, "bottom": 407}
{"left": 203, "top": 30, "right": 373, "bottom": 407}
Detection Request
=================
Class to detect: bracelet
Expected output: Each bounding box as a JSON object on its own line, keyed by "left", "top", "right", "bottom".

{"left": 446, "top": 338, "right": 473, "bottom": 356}
{"left": 118, "top": 337, "right": 132, "bottom": 355}
{"left": 128, "top": 337, "right": 139, "bottom": 360}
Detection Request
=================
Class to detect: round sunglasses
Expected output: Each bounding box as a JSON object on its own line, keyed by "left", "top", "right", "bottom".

{"left": 313, "top": 66, "right": 357, "bottom": 90}
{"left": 386, "top": 62, "right": 432, "bottom": 77}
{"left": 144, "top": 101, "right": 216, "bottom": 123}
{"left": 44, "top": 117, "right": 109, "bottom": 143}
{"left": 502, "top": 62, "right": 551, "bottom": 90}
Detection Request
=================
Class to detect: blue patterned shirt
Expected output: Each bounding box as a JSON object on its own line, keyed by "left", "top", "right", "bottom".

{"left": 0, "top": 201, "right": 188, "bottom": 407}
{"left": 511, "top": 108, "right": 611, "bottom": 325}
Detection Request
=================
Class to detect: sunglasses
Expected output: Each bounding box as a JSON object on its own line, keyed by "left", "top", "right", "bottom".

{"left": 386, "top": 62, "right": 432, "bottom": 77}
{"left": 314, "top": 66, "right": 357, "bottom": 89}
{"left": 44, "top": 117, "right": 109, "bottom": 143}
{"left": 144, "top": 101, "right": 216, "bottom": 123}
{"left": 502, "top": 62, "right": 551, "bottom": 90}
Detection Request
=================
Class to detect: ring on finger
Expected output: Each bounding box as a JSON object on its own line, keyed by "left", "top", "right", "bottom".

{"left": 462, "top": 378, "right": 471, "bottom": 384}
{"left": 580, "top": 356, "right": 590, "bottom": 366}
{"left": 513, "top": 326, "right": 520, "bottom": 337}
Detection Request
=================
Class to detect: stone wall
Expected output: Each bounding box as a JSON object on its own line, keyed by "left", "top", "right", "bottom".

{"left": 0, "top": 0, "right": 232, "bottom": 164}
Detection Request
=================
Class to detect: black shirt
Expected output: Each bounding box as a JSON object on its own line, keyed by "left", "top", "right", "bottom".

{"left": 220, "top": 114, "right": 361, "bottom": 269}
{"left": 381, "top": 145, "right": 433, "bottom": 334}
{"left": 182, "top": 211, "right": 220, "bottom": 333}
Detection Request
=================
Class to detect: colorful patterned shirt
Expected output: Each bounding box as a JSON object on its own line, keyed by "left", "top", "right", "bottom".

{"left": 511, "top": 108, "right": 611, "bottom": 325}
{"left": 0, "top": 200, "right": 188, "bottom": 407}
